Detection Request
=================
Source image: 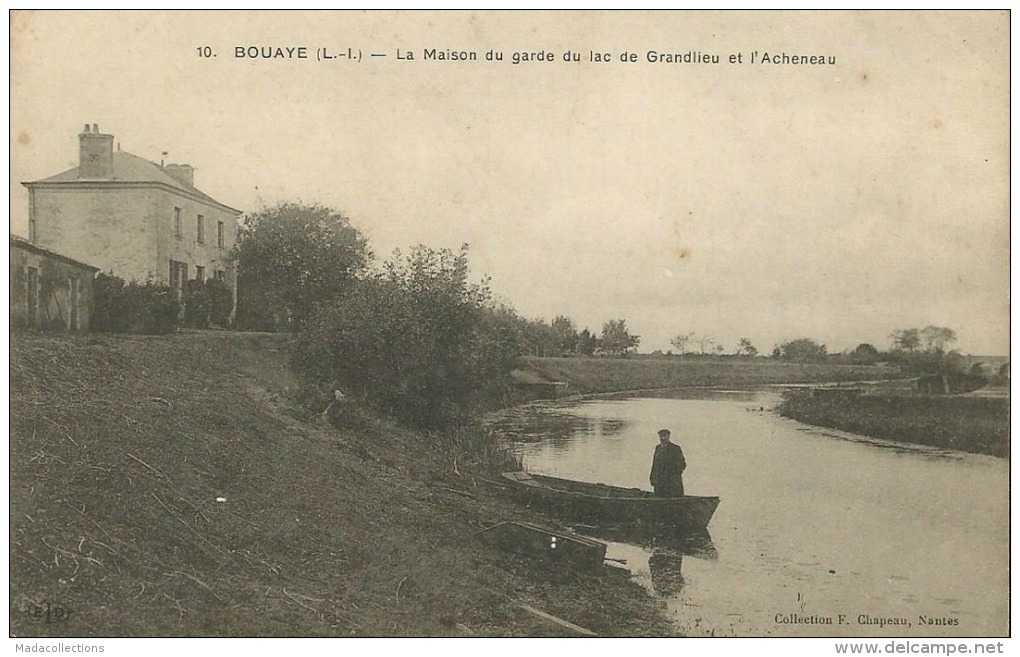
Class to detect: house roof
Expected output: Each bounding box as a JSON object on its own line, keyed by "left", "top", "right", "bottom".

{"left": 10, "top": 234, "right": 100, "bottom": 272}
{"left": 25, "top": 151, "right": 240, "bottom": 214}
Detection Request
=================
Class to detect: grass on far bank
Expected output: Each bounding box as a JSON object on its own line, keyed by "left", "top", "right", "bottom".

{"left": 777, "top": 389, "right": 1010, "bottom": 458}
{"left": 522, "top": 356, "right": 903, "bottom": 395}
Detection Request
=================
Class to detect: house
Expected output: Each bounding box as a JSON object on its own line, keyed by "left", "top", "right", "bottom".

{"left": 22, "top": 124, "right": 240, "bottom": 311}
{"left": 10, "top": 235, "right": 98, "bottom": 331}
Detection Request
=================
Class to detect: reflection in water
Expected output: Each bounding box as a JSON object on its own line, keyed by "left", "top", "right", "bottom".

{"left": 486, "top": 406, "right": 593, "bottom": 444}
{"left": 578, "top": 523, "right": 719, "bottom": 598}
{"left": 486, "top": 402, "right": 627, "bottom": 446}
{"left": 599, "top": 418, "right": 626, "bottom": 436}
{"left": 670, "top": 530, "right": 718, "bottom": 561}
{"left": 643, "top": 530, "right": 719, "bottom": 597}
{"left": 648, "top": 549, "right": 684, "bottom": 597}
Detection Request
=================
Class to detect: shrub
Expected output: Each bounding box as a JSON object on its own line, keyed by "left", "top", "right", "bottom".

{"left": 181, "top": 278, "right": 234, "bottom": 329}
{"left": 92, "top": 272, "right": 180, "bottom": 335}
{"left": 206, "top": 278, "right": 234, "bottom": 327}
{"left": 232, "top": 271, "right": 282, "bottom": 332}
{"left": 183, "top": 279, "right": 212, "bottom": 328}
{"left": 291, "top": 245, "right": 523, "bottom": 429}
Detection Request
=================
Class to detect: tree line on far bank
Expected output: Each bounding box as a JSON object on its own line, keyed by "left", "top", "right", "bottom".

{"left": 764, "top": 327, "right": 969, "bottom": 378}
{"left": 662, "top": 328, "right": 980, "bottom": 379}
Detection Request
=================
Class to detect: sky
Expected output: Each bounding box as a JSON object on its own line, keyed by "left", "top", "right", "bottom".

{"left": 9, "top": 10, "right": 1011, "bottom": 355}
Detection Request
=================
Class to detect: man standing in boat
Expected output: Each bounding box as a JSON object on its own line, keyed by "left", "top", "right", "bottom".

{"left": 650, "top": 428, "right": 686, "bottom": 497}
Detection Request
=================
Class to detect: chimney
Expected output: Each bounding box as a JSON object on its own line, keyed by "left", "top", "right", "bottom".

{"left": 78, "top": 123, "right": 114, "bottom": 178}
{"left": 163, "top": 163, "right": 195, "bottom": 188}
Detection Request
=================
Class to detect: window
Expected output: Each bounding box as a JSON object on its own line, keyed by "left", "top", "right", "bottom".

{"left": 214, "top": 270, "right": 226, "bottom": 282}
{"left": 217, "top": 220, "right": 225, "bottom": 248}
{"left": 197, "top": 215, "right": 205, "bottom": 244}
{"left": 195, "top": 265, "right": 205, "bottom": 282}
{"left": 174, "top": 207, "right": 182, "bottom": 238}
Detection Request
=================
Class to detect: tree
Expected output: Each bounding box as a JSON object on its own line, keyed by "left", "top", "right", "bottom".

{"left": 519, "top": 318, "right": 559, "bottom": 356}
{"left": 920, "top": 325, "right": 957, "bottom": 353}
{"left": 890, "top": 328, "right": 921, "bottom": 352}
{"left": 851, "top": 342, "right": 881, "bottom": 365}
{"left": 736, "top": 338, "right": 758, "bottom": 357}
{"left": 550, "top": 315, "right": 579, "bottom": 355}
{"left": 887, "top": 326, "right": 961, "bottom": 375}
{"left": 670, "top": 331, "right": 694, "bottom": 355}
{"left": 777, "top": 338, "right": 828, "bottom": 363}
{"left": 576, "top": 328, "right": 597, "bottom": 356}
{"left": 696, "top": 334, "right": 714, "bottom": 355}
{"left": 599, "top": 319, "right": 640, "bottom": 356}
{"left": 233, "top": 202, "right": 371, "bottom": 330}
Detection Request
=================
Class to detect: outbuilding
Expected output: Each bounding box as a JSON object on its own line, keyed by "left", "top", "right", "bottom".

{"left": 10, "top": 234, "right": 98, "bottom": 331}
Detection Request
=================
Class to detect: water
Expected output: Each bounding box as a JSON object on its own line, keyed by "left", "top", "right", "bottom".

{"left": 489, "top": 391, "right": 1009, "bottom": 637}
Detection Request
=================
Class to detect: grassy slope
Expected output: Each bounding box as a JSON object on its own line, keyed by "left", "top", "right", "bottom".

{"left": 10, "top": 332, "right": 673, "bottom": 637}
{"left": 521, "top": 356, "right": 903, "bottom": 394}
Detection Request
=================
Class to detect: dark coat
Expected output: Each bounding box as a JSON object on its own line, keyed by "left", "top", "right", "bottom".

{"left": 650, "top": 441, "right": 686, "bottom": 497}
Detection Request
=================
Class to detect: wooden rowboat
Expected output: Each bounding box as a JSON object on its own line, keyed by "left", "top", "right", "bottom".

{"left": 489, "top": 471, "right": 720, "bottom": 531}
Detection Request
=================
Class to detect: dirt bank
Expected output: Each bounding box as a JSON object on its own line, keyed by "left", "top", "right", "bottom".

{"left": 10, "top": 331, "right": 676, "bottom": 637}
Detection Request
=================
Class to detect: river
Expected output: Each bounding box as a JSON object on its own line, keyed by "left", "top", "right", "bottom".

{"left": 488, "top": 390, "right": 1009, "bottom": 637}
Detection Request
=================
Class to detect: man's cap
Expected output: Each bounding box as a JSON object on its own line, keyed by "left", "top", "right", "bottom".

{"left": 657, "top": 428, "right": 671, "bottom": 436}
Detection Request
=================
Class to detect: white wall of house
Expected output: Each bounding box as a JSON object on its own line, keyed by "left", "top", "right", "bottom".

{"left": 30, "top": 185, "right": 161, "bottom": 282}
